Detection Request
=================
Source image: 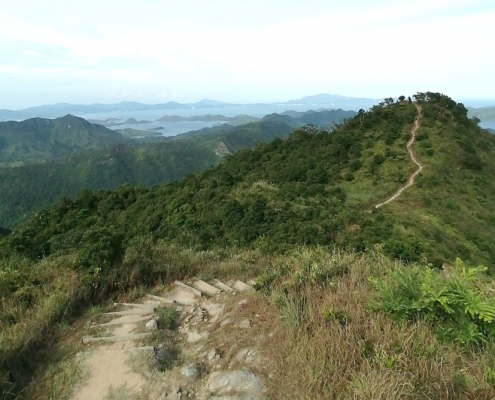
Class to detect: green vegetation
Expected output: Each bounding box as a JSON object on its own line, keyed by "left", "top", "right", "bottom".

{"left": 260, "top": 248, "right": 495, "bottom": 399}
{"left": 0, "top": 115, "right": 299, "bottom": 228}
{"left": 3, "top": 93, "right": 495, "bottom": 399}
{"left": 0, "top": 115, "right": 124, "bottom": 167}
{"left": 371, "top": 258, "right": 495, "bottom": 345}
{"left": 4, "top": 93, "right": 495, "bottom": 266}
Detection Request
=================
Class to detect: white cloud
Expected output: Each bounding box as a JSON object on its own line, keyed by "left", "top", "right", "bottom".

{"left": 0, "top": 0, "right": 494, "bottom": 106}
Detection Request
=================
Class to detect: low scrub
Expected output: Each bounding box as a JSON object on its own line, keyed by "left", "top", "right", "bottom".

{"left": 371, "top": 258, "right": 495, "bottom": 345}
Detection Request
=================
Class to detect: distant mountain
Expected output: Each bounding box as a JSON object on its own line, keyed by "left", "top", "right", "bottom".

{"left": 281, "top": 109, "right": 357, "bottom": 127}
{"left": 284, "top": 94, "right": 379, "bottom": 107}
{"left": 0, "top": 94, "right": 376, "bottom": 120}
{"left": 0, "top": 115, "right": 125, "bottom": 167}
{"left": 468, "top": 106, "right": 495, "bottom": 121}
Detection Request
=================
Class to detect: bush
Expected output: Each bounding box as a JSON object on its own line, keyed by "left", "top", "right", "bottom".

{"left": 383, "top": 235, "right": 426, "bottom": 262}
{"left": 371, "top": 258, "right": 495, "bottom": 345}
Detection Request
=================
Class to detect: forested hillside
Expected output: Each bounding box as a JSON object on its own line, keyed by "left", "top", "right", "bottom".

{"left": 4, "top": 93, "right": 494, "bottom": 267}
{"left": 0, "top": 115, "right": 302, "bottom": 228}
{"left": 0, "top": 115, "right": 125, "bottom": 167}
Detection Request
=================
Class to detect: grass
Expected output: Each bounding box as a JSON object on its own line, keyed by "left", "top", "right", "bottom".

{"left": 5, "top": 243, "right": 495, "bottom": 399}
{"left": 256, "top": 248, "right": 495, "bottom": 399}
{"left": 38, "top": 357, "right": 89, "bottom": 400}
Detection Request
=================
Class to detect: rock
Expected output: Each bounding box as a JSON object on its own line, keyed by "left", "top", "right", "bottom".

{"left": 146, "top": 318, "right": 158, "bottom": 331}
{"left": 238, "top": 299, "right": 249, "bottom": 306}
{"left": 238, "top": 319, "right": 251, "bottom": 329}
{"left": 208, "top": 348, "right": 221, "bottom": 361}
{"left": 187, "top": 330, "right": 209, "bottom": 343}
{"left": 235, "top": 348, "right": 257, "bottom": 364}
{"left": 220, "top": 318, "right": 232, "bottom": 327}
{"left": 154, "top": 346, "right": 172, "bottom": 371}
{"left": 181, "top": 362, "right": 204, "bottom": 381}
{"left": 206, "top": 370, "right": 263, "bottom": 396}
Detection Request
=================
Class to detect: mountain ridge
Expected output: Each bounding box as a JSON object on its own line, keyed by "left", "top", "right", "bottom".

{"left": 0, "top": 114, "right": 125, "bottom": 167}
{"left": 0, "top": 94, "right": 377, "bottom": 120}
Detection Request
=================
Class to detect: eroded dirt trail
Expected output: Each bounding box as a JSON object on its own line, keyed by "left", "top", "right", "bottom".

{"left": 373, "top": 103, "right": 423, "bottom": 209}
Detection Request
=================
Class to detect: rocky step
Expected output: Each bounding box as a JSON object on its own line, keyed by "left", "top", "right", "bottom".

{"left": 91, "top": 314, "right": 152, "bottom": 328}
{"left": 113, "top": 302, "right": 153, "bottom": 309}
{"left": 82, "top": 332, "right": 152, "bottom": 344}
{"left": 175, "top": 281, "right": 202, "bottom": 297}
{"left": 230, "top": 280, "right": 254, "bottom": 293}
{"left": 192, "top": 279, "right": 222, "bottom": 296}
{"left": 104, "top": 308, "right": 154, "bottom": 317}
{"left": 210, "top": 279, "right": 234, "bottom": 293}
{"left": 145, "top": 293, "right": 175, "bottom": 304}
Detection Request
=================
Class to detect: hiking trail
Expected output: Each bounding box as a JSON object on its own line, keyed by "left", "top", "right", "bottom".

{"left": 70, "top": 278, "right": 271, "bottom": 400}
{"left": 372, "top": 103, "right": 424, "bottom": 210}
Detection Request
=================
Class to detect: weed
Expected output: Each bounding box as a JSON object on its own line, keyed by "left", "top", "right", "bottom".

{"left": 155, "top": 306, "right": 176, "bottom": 330}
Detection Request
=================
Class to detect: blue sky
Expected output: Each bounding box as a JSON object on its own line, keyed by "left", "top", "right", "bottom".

{"left": 0, "top": 0, "right": 494, "bottom": 108}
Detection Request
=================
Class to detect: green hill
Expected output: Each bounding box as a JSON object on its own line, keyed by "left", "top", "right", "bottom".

{"left": 0, "top": 115, "right": 299, "bottom": 228}
{"left": 5, "top": 93, "right": 495, "bottom": 267}
{"left": 469, "top": 106, "right": 495, "bottom": 121}
{"left": 0, "top": 115, "right": 125, "bottom": 167}
{"left": 5, "top": 93, "right": 495, "bottom": 400}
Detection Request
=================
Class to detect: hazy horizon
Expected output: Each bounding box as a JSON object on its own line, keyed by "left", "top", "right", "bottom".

{"left": 1, "top": 0, "right": 494, "bottom": 109}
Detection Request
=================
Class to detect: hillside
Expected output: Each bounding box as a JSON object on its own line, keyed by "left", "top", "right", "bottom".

{"left": 281, "top": 108, "right": 357, "bottom": 127}
{"left": 469, "top": 105, "right": 495, "bottom": 121}
{"left": 0, "top": 115, "right": 125, "bottom": 167}
{"left": 4, "top": 93, "right": 495, "bottom": 399}
{"left": 4, "top": 93, "right": 495, "bottom": 267}
{"left": 0, "top": 115, "right": 300, "bottom": 228}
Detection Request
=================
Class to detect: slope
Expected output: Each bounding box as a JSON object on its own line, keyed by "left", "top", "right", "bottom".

{"left": 0, "top": 116, "right": 298, "bottom": 228}
{"left": 0, "top": 115, "right": 125, "bottom": 167}
{"left": 5, "top": 93, "right": 495, "bottom": 268}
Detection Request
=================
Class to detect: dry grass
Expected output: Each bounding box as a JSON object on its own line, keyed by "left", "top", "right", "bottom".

{"left": 258, "top": 249, "right": 495, "bottom": 399}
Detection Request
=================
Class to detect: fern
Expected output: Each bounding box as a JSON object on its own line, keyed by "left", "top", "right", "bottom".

{"left": 371, "top": 259, "right": 495, "bottom": 345}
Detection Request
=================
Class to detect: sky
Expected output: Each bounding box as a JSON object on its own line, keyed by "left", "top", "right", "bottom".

{"left": 0, "top": 0, "right": 494, "bottom": 109}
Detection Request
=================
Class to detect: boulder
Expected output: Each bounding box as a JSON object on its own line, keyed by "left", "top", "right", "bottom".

{"left": 206, "top": 370, "right": 263, "bottom": 396}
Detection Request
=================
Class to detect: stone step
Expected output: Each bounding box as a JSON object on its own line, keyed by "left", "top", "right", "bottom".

{"left": 82, "top": 332, "right": 152, "bottom": 344}
{"left": 210, "top": 279, "right": 234, "bottom": 293}
{"left": 145, "top": 293, "right": 175, "bottom": 304}
{"left": 175, "top": 281, "right": 202, "bottom": 297}
{"left": 113, "top": 302, "right": 151, "bottom": 309}
{"left": 192, "top": 279, "right": 222, "bottom": 296}
{"left": 91, "top": 315, "right": 152, "bottom": 328}
{"left": 169, "top": 287, "right": 200, "bottom": 305}
{"left": 77, "top": 346, "right": 153, "bottom": 357}
{"left": 232, "top": 280, "right": 254, "bottom": 293}
{"left": 104, "top": 307, "right": 154, "bottom": 317}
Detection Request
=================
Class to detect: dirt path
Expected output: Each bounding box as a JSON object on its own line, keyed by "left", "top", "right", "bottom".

{"left": 69, "top": 279, "right": 270, "bottom": 400}
{"left": 372, "top": 103, "right": 423, "bottom": 209}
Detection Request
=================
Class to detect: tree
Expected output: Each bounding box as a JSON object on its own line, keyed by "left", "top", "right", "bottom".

{"left": 398, "top": 95, "right": 406, "bottom": 102}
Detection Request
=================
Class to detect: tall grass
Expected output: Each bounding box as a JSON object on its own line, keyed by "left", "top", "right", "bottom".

{"left": 258, "top": 249, "right": 495, "bottom": 399}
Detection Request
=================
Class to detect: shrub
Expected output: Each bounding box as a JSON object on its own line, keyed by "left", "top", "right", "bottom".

{"left": 370, "top": 258, "right": 495, "bottom": 345}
